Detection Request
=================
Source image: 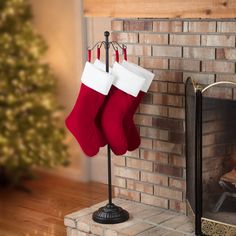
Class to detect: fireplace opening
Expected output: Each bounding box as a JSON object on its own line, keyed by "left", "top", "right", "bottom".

{"left": 185, "top": 78, "right": 236, "bottom": 235}
{"left": 202, "top": 95, "right": 236, "bottom": 225}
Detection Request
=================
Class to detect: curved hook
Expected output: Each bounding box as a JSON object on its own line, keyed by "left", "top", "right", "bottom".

{"left": 88, "top": 41, "right": 104, "bottom": 51}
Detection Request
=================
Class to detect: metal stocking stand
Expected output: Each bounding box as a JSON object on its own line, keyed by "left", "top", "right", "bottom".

{"left": 92, "top": 31, "right": 129, "bottom": 224}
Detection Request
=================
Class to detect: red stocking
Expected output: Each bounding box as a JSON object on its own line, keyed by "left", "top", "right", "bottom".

{"left": 65, "top": 62, "right": 114, "bottom": 157}
{"left": 101, "top": 62, "right": 146, "bottom": 155}
{"left": 121, "top": 60, "right": 154, "bottom": 151}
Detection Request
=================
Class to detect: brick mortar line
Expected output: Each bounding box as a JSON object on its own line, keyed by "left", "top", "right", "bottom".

{"left": 118, "top": 42, "right": 236, "bottom": 48}
{"left": 114, "top": 169, "right": 185, "bottom": 180}
{"left": 136, "top": 113, "right": 185, "bottom": 121}
{"left": 153, "top": 69, "right": 236, "bottom": 75}
{"left": 116, "top": 185, "right": 184, "bottom": 198}
{"left": 142, "top": 219, "right": 194, "bottom": 236}
{"left": 138, "top": 125, "right": 184, "bottom": 132}
{"left": 147, "top": 91, "right": 185, "bottom": 96}
{"left": 139, "top": 55, "right": 236, "bottom": 62}
{"left": 115, "top": 166, "right": 185, "bottom": 176}
{"left": 113, "top": 31, "right": 236, "bottom": 35}
{"left": 115, "top": 165, "right": 184, "bottom": 173}
{"left": 112, "top": 18, "right": 236, "bottom": 22}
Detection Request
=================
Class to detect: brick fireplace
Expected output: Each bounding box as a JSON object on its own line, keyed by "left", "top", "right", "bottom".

{"left": 110, "top": 18, "right": 236, "bottom": 214}
{"left": 64, "top": 18, "right": 236, "bottom": 236}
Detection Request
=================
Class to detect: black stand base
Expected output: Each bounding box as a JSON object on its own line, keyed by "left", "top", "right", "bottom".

{"left": 92, "top": 203, "right": 129, "bottom": 224}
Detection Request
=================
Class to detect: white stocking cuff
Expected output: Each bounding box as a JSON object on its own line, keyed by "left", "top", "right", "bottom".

{"left": 112, "top": 62, "right": 146, "bottom": 97}
{"left": 121, "top": 60, "right": 155, "bottom": 92}
{"left": 81, "top": 62, "right": 114, "bottom": 95}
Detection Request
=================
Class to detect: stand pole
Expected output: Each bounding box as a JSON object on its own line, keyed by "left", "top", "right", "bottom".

{"left": 92, "top": 31, "right": 129, "bottom": 224}
{"left": 104, "top": 31, "right": 113, "bottom": 205}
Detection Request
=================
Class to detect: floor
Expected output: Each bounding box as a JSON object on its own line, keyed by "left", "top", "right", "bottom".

{"left": 65, "top": 198, "right": 195, "bottom": 236}
{"left": 0, "top": 172, "right": 107, "bottom": 236}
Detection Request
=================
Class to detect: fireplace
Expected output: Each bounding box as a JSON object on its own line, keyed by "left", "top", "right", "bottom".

{"left": 186, "top": 78, "right": 236, "bottom": 235}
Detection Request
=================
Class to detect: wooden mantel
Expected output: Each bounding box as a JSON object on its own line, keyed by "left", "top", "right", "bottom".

{"left": 83, "top": 0, "right": 236, "bottom": 18}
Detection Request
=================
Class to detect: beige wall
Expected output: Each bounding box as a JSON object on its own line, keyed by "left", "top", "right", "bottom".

{"left": 30, "top": 0, "right": 89, "bottom": 181}
{"left": 30, "top": 0, "right": 111, "bottom": 183}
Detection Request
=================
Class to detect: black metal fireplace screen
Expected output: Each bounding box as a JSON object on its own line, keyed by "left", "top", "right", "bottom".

{"left": 185, "top": 78, "right": 236, "bottom": 236}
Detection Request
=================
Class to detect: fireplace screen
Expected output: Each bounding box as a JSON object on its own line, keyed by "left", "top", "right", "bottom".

{"left": 185, "top": 78, "right": 236, "bottom": 236}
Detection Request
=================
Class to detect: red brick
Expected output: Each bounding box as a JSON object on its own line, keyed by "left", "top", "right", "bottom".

{"left": 170, "top": 34, "right": 200, "bottom": 46}
{"left": 140, "top": 149, "right": 168, "bottom": 164}
{"left": 127, "top": 158, "right": 153, "bottom": 171}
{"left": 216, "top": 48, "right": 236, "bottom": 60}
{"left": 111, "top": 32, "right": 138, "bottom": 43}
{"left": 125, "top": 149, "right": 140, "bottom": 158}
{"left": 154, "top": 70, "right": 183, "bottom": 83}
{"left": 183, "top": 72, "right": 215, "bottom": 85}
{"left": 169, "top": 177, "right": 186, "bottom": 191}
{"left": 114, "top": 177, "right": 126, "bottom": 188}
{"left": 127, "top": 55, "right": 139, "bottom": 64}
{"left": 152, "top": 46, "right": 182, "bottom": 57}
{"left": 140, "top": 127, "right": 168, "bottom": 140}
{"left": 112, "top": 156, "right": 126, "bottom": 166}
{"left": 140, "top": 104, "right": 168, "bottom": 117}
{"left": 153, "top": 140, "right": 182, "bottom": 155}
{"left": 187, "top": 21, "right": 216, "bottom": 32}
{"left": 127, "top": 179, "right": 153, "bottom": 194}
{"left": 170, "top": 59, "right": 200, "bottom": 72}
{"left": 153, "top": 21, "right": 183, "bottom": 32}
{"left": 154, "top": 185, "right": 183, "bottom": 201}
{"left": 140, "top": 138, "right": 152, "bottom": 149}
{"left": 134, "top": 114, "right": 152, "bottom": 126}
{"left": 141, "top": 93, "right": 153, "bottom": 104}
{"left": 169, "top": 132, "right": 185, "bottom": 144}
{"left": 203, "top": 145, "right": 230, "bottom": 158}
{"left": 153, "top": 94, "right": 183, "bottom": 107}
{"left": 152, "top": 117, "right": 184, "bottom": 131}
{"left": 154, "top": 163, "right": 183, "bottom": 177}
{"left": 183, "top": 47, "right": 215, "bottom": 59}
{"left": 169, "top": 154, "right": 186, "bottom": 168}
{"left": 202, "top": 61, "right": 235, "bottom": 73}
{"left": 114, "top": 166, "right": 140, "bottom": 180}
{"left": 201, "top": 35, "right": 235, "bottom": 47}
{"left": 139, "top": 33, "right": 168, "bottom": 44}
{"left": 203, "top": 133, "right": 216, "bottom": 146}
{"left": 203, "top": 86, "right": 233, "bottom": 100}
{"left": 126, "top": 44, "right": 152, "bottom": 56}
{"left": 115, "top": 187, "right": 140, "bottom": 201}
{"left": 112, "top": 54, "right": 139, "bottom": 64}
{"left": 141, "top": 193, "right": 168, "bottom": 208}
{"left": 216, "top": 74, "right": 236, "bottom": 82}
{"left": 149, "top": 81, "right": 168, "bottom": 93}
{"left": 217, "top": 21, "right": 236, "bottom": 33}
{"left": 140, "top": 58, "right": 168, "bottom": 69}
{"left": 168, "top": 107, "right": 185, "bottom": 119}
{"left": 168, "top": 83, "right": 185, "bottom": 95}
{"left": 169, "top": 199, "right": 186, "bottom": 213}
{"left": 141, "top": 171, "right": 168, "bottom": 186}
{"left": 124, "top": 20, "right": 152, "bottom": 31}
{"left": 111, "top": 20, "right": 124, "bottom": 31}
{"left": 202, "top": 120, "right": 225, "bottom": 133}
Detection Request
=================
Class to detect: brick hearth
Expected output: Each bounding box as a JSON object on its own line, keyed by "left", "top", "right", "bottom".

{"left": 64, "top": 198, "right": 194, "bottom": 236}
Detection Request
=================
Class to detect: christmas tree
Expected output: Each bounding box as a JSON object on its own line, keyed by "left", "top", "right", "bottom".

{"left": 0, "top": 0, "right": 68, "bottom": 185}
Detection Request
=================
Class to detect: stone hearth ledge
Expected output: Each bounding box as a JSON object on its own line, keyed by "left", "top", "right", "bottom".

{"left": 64, "top": 198, "right": 194, "bottom": 236}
